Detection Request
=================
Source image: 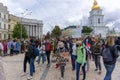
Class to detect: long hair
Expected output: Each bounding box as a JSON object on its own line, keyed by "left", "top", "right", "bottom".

{"left": 106, "top": 37, "right": 115, "bottom": 46}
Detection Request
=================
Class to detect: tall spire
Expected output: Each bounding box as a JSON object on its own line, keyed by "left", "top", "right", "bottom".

{"left": 91, "top": 0, "right": 100, "bottom": 10}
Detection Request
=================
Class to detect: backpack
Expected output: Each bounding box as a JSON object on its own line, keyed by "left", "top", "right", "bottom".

{"left": 113, "top": 45, "right": 119, "bottom": 58}
{"left": 11, "top": 43, "right": 14, "bottom": 49}
{"left": 102, "top": 46, "right": 113, "bottom": 62}
{"left": 33, "top": 47, "right": 39, "bottom": 56}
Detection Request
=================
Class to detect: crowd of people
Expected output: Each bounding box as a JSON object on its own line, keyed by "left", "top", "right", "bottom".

{"left": 0, "top": 36, "right": 120, "bottom": 80}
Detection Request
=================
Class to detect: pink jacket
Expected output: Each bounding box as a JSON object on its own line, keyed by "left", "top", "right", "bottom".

{"left": 3, "top": 42, "right": 7, "bottom": 51}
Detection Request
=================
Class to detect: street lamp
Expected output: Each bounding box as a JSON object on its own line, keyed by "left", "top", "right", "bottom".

{"left": 20, "top": 10, "right": 32, "bottom": 40}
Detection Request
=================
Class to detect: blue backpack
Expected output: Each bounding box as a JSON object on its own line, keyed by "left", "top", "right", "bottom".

{"left": 33, "top": 47, "right": 39, "bottom": 56}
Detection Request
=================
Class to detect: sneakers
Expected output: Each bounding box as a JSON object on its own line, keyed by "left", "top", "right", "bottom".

{"left": 27, "top": 76, "right": 33, "bottom": 80}
{"left": 94, "top": 68, "right": 98, "bottom": 71}
{"left": 98, "top": 71, "right": 101, "bottom": 75}
{"left": 21, "top": 72, "right": 27, "bottom": 76}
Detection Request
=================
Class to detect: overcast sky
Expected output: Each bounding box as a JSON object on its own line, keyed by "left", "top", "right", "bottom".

{"left": 0, "top": 0, "right": 120, "bottom": 33}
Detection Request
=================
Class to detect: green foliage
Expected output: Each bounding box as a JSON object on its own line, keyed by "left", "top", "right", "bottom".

{"left": 12, "top": 23, "right": 27, "bottom": 39}
{"left": 82, "top": 26, "right": 93, "bottom": 33}
{"left": 51, "top": 25, "right": 62, "bottom": 38}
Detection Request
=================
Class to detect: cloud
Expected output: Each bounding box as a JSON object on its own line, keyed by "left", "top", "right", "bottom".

{"left": 0, "top": 0, "right": 120, "bottom": 34}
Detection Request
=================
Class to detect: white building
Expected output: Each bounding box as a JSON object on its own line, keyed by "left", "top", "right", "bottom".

{"left": 88, "top": 0, "right": 108, "bottom": 38}
{"left": 0, "top": 3, "right": 9, "bottom": 40}
{"left": 21, "top": 18, "right": 43, "bottom": 39}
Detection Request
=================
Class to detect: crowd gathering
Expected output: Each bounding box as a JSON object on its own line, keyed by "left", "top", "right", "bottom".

{"left": 0, "top": 36, "right": 120, "bottom": 80}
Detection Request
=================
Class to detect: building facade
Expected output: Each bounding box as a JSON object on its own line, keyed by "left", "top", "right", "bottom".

{"left": 9, "top": 14, "right": 20, "bottom": 39}
{"left": 9, "top": 15, "right": 43, "bottom": 39}
{"left": 88, "top": 0, "right": 108, "bottom": 38}
{"left": 21, "top": 18, "right": 43, "bottom": 39}
{"left": 0, "top": 3, "right": 9, "bottom": 40}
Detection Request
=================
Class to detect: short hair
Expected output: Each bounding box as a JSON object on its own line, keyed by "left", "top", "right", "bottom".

{"left": 30, "top": 39, "right": 34, "bottom": 43}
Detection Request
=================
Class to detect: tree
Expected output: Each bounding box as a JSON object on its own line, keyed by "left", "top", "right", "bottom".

{"left": 82, "top": 26, "right": 93, "bottom": 33}
{"left": 12, "top": 23, "right": 27, "bottom": 39}
{"left": 51, "top": 25, "right": 62, "bottom": 38}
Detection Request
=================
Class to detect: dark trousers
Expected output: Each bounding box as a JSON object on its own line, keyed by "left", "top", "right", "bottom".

{"left": 71, "top": 55, "right": 77, "bottom": 70}
{"left": 76, "top": 62, "right": 86, "bottom": 80}
{"left": 60, "top": 65, "right": 65, "bottom": 78}
{"left": 94, "top": 55, "right": 101, "bottom": 70}
{"left": 10, "top": 49, "right": 14, "bottom": 55}
{"left": 23, "top": 56, "right": 30, "bottom": 72}
{"left": 46, "top": 51, "right": 51, "bottom": 64}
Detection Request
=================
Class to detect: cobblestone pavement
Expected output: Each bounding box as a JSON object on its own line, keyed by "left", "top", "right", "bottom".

{"left": 1, "top": 54, "right": 120, "bottom": 80}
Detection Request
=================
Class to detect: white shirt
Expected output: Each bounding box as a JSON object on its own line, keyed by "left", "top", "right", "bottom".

{"left": 72, "top": 43, "right": 77, "bottom": 55}
{"left": 0, "top": 43, "right": 3, "bottom": 50}
{"left": 38, "top": 45, "right": 46, "bottom": 54}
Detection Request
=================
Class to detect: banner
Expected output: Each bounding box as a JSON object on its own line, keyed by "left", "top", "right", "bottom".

{"left": 71, "top": 27, "right": 82, "bottom": 38}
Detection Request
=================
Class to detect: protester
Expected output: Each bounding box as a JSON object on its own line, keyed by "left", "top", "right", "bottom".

{"left": 76, "top": 41, "right": 86, "bottom": 80}
{"left": 102, "top": 37, "right": 119, "bottom": 80}
{"left": 7, "top": 40, "right": 11, "bottom": 55}
{"left": 0, "top": 40, "right": 3, "bottom": 56}
{"left": 27, "top": 39, "right": 36, "bottom": 80}
{"left": 93, "top": 38, "right": 102, "bottom": 74}
{"left": 3, "top": 40, "right": 7, "bottom": 56}
{"left": 45, "top": 39, "right": 52, "bottom": 66}
{"left": 56, "top": 41, "right": 67, "bottom": 80}
{"left": 16, "top": 39, "right": 21, "bottom": 54}
{"left": 71, "top": 38, "right": 77, "bottom": 71}
{"left": 21, "top": 41, "right": 30, "bottom": 76}
{"left": 38, "top": 42, "right": 46, "bottom": 65}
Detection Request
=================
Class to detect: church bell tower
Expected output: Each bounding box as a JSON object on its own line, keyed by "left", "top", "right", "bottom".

{"left": 89, "top": 0, "right": 104, "bottom": 27}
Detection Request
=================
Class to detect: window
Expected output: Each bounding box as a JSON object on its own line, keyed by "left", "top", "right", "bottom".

{"left": 4, "top": 34, "right": 6, "bottom": 39}
{"left": 4, "top": 15, "right": 6, "bottom": 19}
{"left": 4, "top": 24, "right": 6, "bottom": 29}
{"left": 0, "top": 13, "right": 1, "bottom": 18}
{"left": 91, "top": 20, "right": 92, "bottom": 24}
{"left": 8, "top": 25, "right": 10, "bottom": 29}
{"left": 0, "top": 23, "right": 1, "bottom": 29}
{"left": 98, "top": 18, "right": 100, "bottom": 24}
{"left": 97, "top": 11, "right": 99, "bottom": 13}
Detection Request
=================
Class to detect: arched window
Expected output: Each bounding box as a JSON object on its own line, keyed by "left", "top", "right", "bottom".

{"left": 98, "top": 18, "right": 100, "bottom": 24}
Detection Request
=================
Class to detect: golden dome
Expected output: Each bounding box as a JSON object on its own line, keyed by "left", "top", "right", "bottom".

{"left": 92, "top": 0, "right": 100, "bottom": 10}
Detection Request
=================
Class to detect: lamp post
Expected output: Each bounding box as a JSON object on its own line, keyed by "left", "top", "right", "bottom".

{"left": 20, "top": 10, "right": 32, "bottom": 40}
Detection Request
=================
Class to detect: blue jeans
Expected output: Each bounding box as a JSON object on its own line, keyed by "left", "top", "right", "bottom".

{"left": 38, "top": 53, "right": 45, "bottom": 64}
{"left": 30, "top": 58, "right": 35, "bottom": 76}
{"left": 76, "top": 62, "right": 86, "bottom": 80}
{"left": 104, "top": 63, "right": 115, "bottom": 80}
{"left": 71, "top": 55, "right": 77, "bottom": 70}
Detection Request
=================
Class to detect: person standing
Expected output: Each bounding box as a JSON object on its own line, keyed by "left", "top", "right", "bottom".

{"left": 93, "top": 38, "right": 102, "bottom": 74}
{"left": 0, "top": 40, "right": 3, "bottom": 56}
{"left": 38, "top": 42, "right": 46, "bottom": 65}
{"left": 7, "top": 40, "right": 11, "bottom": 55}
{"left": 76, "top": 41, "right": 86, "bottom": 80}
{"left": 45, "top": 39, "right": 52, "bottom": 66}
{"left": 3, "top": 40, "right": 7, "bottom": 56}
{"left": 103, "top": 37, "right": 118, "bottom": 80}
{"left": 71, "top": 38, "right": 77, "bottom": 71}
{"left": 21, "top": 41, "right": 30, "bottom": 76}
{"left": 27, "top": 39, "right": 36, "bottom": 80}
{"left": 16, "top": 39, "right": 21, "bottom": 54}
